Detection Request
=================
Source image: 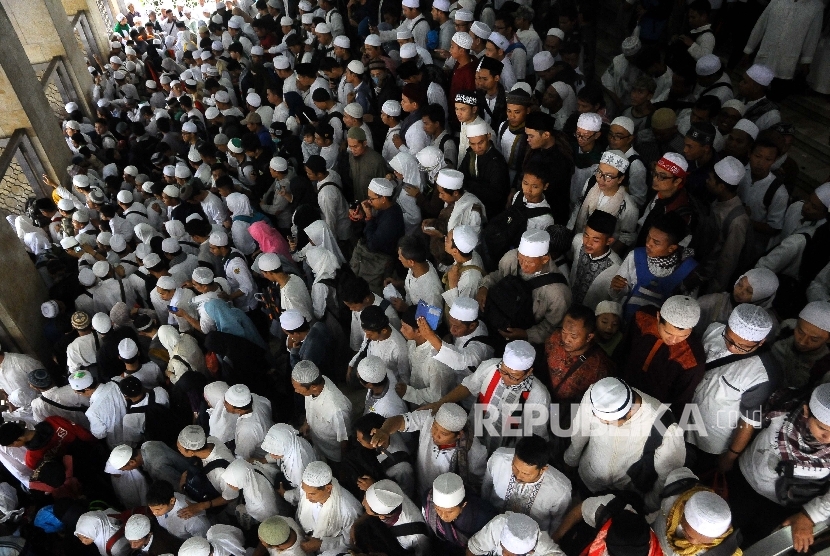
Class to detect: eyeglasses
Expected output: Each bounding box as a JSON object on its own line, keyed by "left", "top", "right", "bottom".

{"left": 608, "top": 132, "right": 631, "bottom": 141}
{"left": 366, "top": 195, "right": 381, "bottom": 203}
{"left": 722, "top": 330, "right": 759, "bottom": 353}
{"left": 595, "top": 169, "right": 621, "bottom": 181}
{"left": 497, "top": 362, "right": 528, "bottom": 381}
{"left": 653, "top": 172, "right": 676, "bottom": 182}
{"left": 574, "top": 132, "right": 596, "bottom": 141}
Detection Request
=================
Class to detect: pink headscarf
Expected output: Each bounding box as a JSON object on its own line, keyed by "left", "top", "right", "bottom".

{"left": 249, "top": 220, "right": 291, "bottom": 258}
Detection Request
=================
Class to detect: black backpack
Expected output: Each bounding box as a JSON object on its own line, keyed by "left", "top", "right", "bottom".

{"left": 183, "top": 458, "right": 230, "bottom": 502}
{"left": 480, "top": 195, "right": 552, "bottom": 271}
{"left": 482, "top": 270, "right": 566, "bottom": 335}
{"left": 127, "top": 390, "right": 189, "bottom": 447}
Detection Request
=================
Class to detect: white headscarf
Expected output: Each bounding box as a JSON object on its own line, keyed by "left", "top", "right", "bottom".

{"left": 204, "top": 381, "right": 237, "bottom": 443}
{"left": 75, "top": 511, "right": 122, "bottom": 556}
{"left": 304, "top": 220, "right": 345, "bottom": 264}
{"left": 165, "top": 220, "right": 193, "bottom": 243}
{"left": 305, "top": 246, "right": 341, "bottom": 284}
{"left": 134, "top": 223, "right": 159, "bottom": 244}
{"left": 157, "top": 325, "right": 180, "bottom": 352}
{"left": 206, "top": 524, "right": 247, "bottom": 556}
{"left": 415, "top": 146, "right": 446, "bottom": 184}
{"left": 24, "top": 231, "right": 51, "bottom": 255}
{"left": 261, "top": 424, "right": 319, "bottom": 489}
{"left": 391, "top": 152, "right": 422, "bottom": 188}
{"left": 225, "top": 192, "right": 253, "bottom": 217}
{"left": 221, "top": 459, "right": 279, "bottom": 522}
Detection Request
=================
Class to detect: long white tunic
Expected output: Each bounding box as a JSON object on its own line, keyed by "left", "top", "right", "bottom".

{"left": 234, "top": 395, "right": 274, "bottom": 460}
{"left": 296, "top": 481, "right": 363, "bottom": 553}
{"left": 350, "top": 329, "right": 411, "bottom": 384}
{"left": 405, "top": 264, "right": 444, "bottom": 308}
{"left": 467, "top": 512, "right": 565, "bottom": 556}
{"left": 403, "top": 341, "right": 456, "bottom": 405}
{"left": 155, "top": 493, "right": 211, "bottom": 539}
{"left": 86, "top": 382, "right": 127, "bottom": 448}
{"left": 305, "top": 377, "right": 352, "bottom": 462}
{"left": 348, "top": 295, "right": 402, "bottom": 351}
{"left": 0, "top": 354, "right": 41, "bottom": 395}
{"left": 31, "top": 385, "right": 89, "bottom": 428}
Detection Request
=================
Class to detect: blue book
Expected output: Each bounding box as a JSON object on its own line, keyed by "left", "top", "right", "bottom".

{"left": 416, "top": 300, "right": 442, "bottom": 331}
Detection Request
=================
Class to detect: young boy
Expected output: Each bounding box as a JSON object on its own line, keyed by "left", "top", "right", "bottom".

{"left": 594, "top": 300, "right": 623, "bottom": 356}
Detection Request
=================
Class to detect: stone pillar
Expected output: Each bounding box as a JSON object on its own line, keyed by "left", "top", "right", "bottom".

{"left": 0, "top": 221, "right": 49, "bottom": 360}
{"left": 44, "top": 0, "right": 95, "bottom": 118}
{"left": 0, "top": 2, "right": 73, "bottom": 183}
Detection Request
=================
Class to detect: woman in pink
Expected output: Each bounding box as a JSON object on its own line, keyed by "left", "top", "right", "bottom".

{"left": 248, "top": 220, "right": 291, "bottom": 259}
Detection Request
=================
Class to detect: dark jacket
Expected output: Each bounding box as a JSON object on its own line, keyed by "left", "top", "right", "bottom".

{"left": 477, "top": 85, "right": 508, "bottom": 132}
{"left": 459, "top": 144, "right": 511, "bottom": 220}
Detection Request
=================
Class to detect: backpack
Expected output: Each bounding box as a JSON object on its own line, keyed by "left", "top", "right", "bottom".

{"left": 183, "top": 458, "right": 230, "bottom": 502}
{"left": 482, "top": 270, "right": 567, "bottom": 335}
{"left": 625, "top": 409, "right": 677, "bottom": 493}
{"left": 689, "top": 203, "right": 745, "bottom": 269}
{"left": 127, "top": 390, "right": 189, "bottom": 447}
{"left": 480, "top": 194, "right": 552, "bottom": 271}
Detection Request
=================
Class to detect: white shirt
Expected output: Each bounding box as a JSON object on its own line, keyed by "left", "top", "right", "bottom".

{"left": 31, "top": 385, "right": 89, "bottom": 427}
{"left": 403, "top": 340, "right": 456, "bottom": 406}
{"left": 155, "top": 493, "right": 210, "bottom": 539}
{"left": 305, "top": 377, "right": 352, "bottom": 462}
{"left": 467, "top": 512, "right": 565, "bottom": 556}
{"left": 349, "top": 296, "right": 402, "bottom": 351}
{"left": 296, "top": 481, "right": 362, "bottom": 552}
{"left": 0, "top": 354, "right": 40, "bottom": 395}
{"left": 351, "top": 328, "right": 411, "bottom": 384}
{"left": 405, "top": 263, "right": 444, "bottom": 308}
{"left": 86, "top": 382, "right": 127, "bottom": 448}
{"left": 233, "top": 395, "right": 274, "bottom": 460}
{"left": 66, "top": 333, "right": 100, "bottom": 374}
{"left": 441, "top": 253, "right": 485, "bottom": 309}
{"left": 434, "top": 323, "right": 495, "bottom": 383}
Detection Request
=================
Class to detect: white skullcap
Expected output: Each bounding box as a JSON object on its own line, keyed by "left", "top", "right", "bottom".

{"left": 400, "top": 43, "right": 418, "bottom": 59}
{"left": 108, "top": 444, "right": 133, "bottom": 470}
{"left": 134, "top": 244, "right": 151, "bottom": 260}
{"left": 162, "top": 238, "right": 180, "bottom": 254}
{"left": 192, "top": 267, "right": 214, "bottom": 286}
{"left": 188, "top": 150, "right": 202, "bottom": 163}
{"left": 402, "top": 0, "right": 420, "bottom": 7}
{"left": 501, "top": 513, "right": 539, "bottom": 554}
{"left": 622, "top": 35, "right": 641, "bottom": 56}
{"left": 722, "top": 99, "right": 746, "bottom": 115}
{"left": 369, "top": 178, "right": 395, "bottom": 197}
{"left": 302, "top": 461, "right": 333, "bottom": 487}
{"left": 259, "top": 253, "right": 282, "bottom": 272}
{"left": 251, "top": 45, "right": 265, "bottom": 56}
{"left": 96, "top": 232, "right": 112, "bottom": 247}
{"left": 382, "top": 100, "right": 401, "bottom": 117}
{"left": 141, "top": 181, "right": 155, "bottom": 194}
{"left": 548, "top": 28, "right": 565, "bottom": 40}
{"left": 660, "top": 295, "right": 700, "bottom": 329}
{"left": 298, "top": 0, "right": 313, "bottom": 11}
{"left": 181, "top": 121, "right": 198, "bottom": 134}
{"left": 156, "top": 275, "right": 177, "bottom": 291}
{"left": 143, "top": 253, "right": 162, "bottom": 270}
{"left": 145, "top": 79, "right": 158, "bottom": 90}
{"left": 488, "top": 32, "right": 509, "bottom": 51}
{"left": 728, "top": 303, "right": 773, "bottom": 342}
{"left": 225, "top": 384, "right": 252, "bottom": 407}
{"left": 69, "top": 370, "right": 94, "bottom": 390}
{"left": 279, "top": 310, "right": 306, "bottom": 331}
{"left": 292, "top": 360, "right": 321, "bottom": 384}
{"left": 124, "top": 514, "right": 152, "bottom": 541}
{"left": 809, "top": 384, "right": 830, "bottom": 426}
{"left": 301, "top": 10, "right": 313, "bottom": 21}
{"left": 65, "top": 101, "right": 79, "bottom": 113}
{"left": 518, "top": 229, "right": 549, "bottom": 258}
{"left": 97, "top": 98, "right": 111, "bottom": 108}
{"left": 454, "top": 10, "right": 473, "bottom": 21}
{"left": 577, "top": 112, "right": 603, "bottom": 132}
{"left": 179, "top": 537, "right": 211, "bottom": 556}
{"left": 814, "top": 183, "right": 830, "bottom": 210}
{"left": 503, "top": 340, "right": 535, "bottom": 371}
{"left": 610, "top": 116, "right": 635, "bottom": 136}
{"left": 41, "top": 300, "right": 60, "bottom": 319}
{"left": 434, "top": 0, "right": 450, "bottom": 10}
{"left": 178, "top": 425, "right": 207, "bottom": 450}
{"left": 733, "top": 119, "right": 759, "bottom": 141}
{"left": 175, "top": 164, "right": 192, "bottom": 179}
{"left": 684, "top": 491, "right": 732, "bottom": 538}
{"left": 65, "top": 120, "right": 81, "bottom": 131}
{"left": 590, "top": 377, "right": 634, "bottom": 420}
{"left": 163, "top": 185, "right": 180, "bottom": 199}
{"left": 162, "top": 164, "right": 176, "bottom": 177}
{"left": 600, "top": 150, "right": 629, "bottom": 173}
{"left": 799, "top": 301, "right": 830, "bottom": 333}
{"left": 436, "top": 169, "right": 464, "bottom": 190}
{"left": 452, "top": 31, "right": 473, "bottom": 49}
{"left": 228, "top": 18, "right": 241, "bottom": 29}
{"left": 280, "top": 16, "right": 293, "bottom": 25}
{"left": 118, "top": 338, "right": 139, "bottom": 360}
{"left": 200, "top": 51, "right": 212, "bottom": 61}
{"left": 344, "top": 102, "right": 364, "bottom": 118}
{"left": 273, "top": 56, "right": 291, "bottom": 70}
{"left": 347, "top": 60, "right": 365, "bottom": 75}
{"left": 471, "top": 21, "right": 491, "bottom": 39}
{"left": 214, "top": 90, "right": 231, "bottom": 104}
{"left": 78, "top": 268, "right": 96, "bottom": 287}
{"left": 333, "top": 35, "right": 351, "bottom": 49}
{"left": 366, "top": 480, "right": 404, "bottom": 514}
{"left": 72, "top": 209, "right": 89, "bottom": 223}
{"left": 696, "top": 54, "right": 722, "bottom": 76}
{"left": 244, "top": 93, "right": 262, "bottom": 109}
{"left": 466, "top": 122, "right": 489, "bottom": 138}
{"left": 205, "top": 106, "right": 221, "bottom": 119}
{"left": 209, "top": 230, "right": 229, "bottom": 247}
{"left": 116, "top": 190, "right": 133, "bottom": 205}
{"left": 533, "top": 51, "right": 554, "bottom": 72}
{"left": 714, "top": 156, "right": 746, "bottom": 186}
{"left": 365, "top": 34, "right": 382, "bottom": 46}
{"left": 211, "top": 40, "right": 224, "bottom": 51}
{"left": 357, "top": 355, "right": 387, "bottom": 383}
{"left": 746, "top": 64, "right": 774, "bottom": 87}
{"left": 315, "top": 22, "right": 331, "bottom": 34}
{"left": 433, "top": 402, "right": 467, "bottom": 432}
{"left": 92, "top": 261, "right": 111, "bottom": 278}
{"left": 58, "top": 198, "right": 75, "bottom": 211}
{"left": 449, "top": 297, "right": 479, "bottom": 322}
{"left": 159, "top": 75, "right": 172, "bottom": 85}
{"left": 113, "top": 70, "right": 126, "bottom": 80}
{"left": 452, "top": 225, "right": 478, "bottom": 252}
{"left": 433, "top": 473, "right": 465, "bottom": 508}
{"left": 73, "top": 174, "right": 91, "bottom": 188}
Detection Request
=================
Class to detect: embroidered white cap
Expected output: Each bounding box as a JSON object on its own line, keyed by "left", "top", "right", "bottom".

{"left": 500, "top": 513, "right": 539, "bottom": 554}
{"left": 589, "top": 377, "right": 634, "bottom": 421}
{"left": 436, "top": 169, "right": 464, "bottom": 190}
{"left": 177, "top": 425, "right": 207, "bottom": 451}
{"left": 357, "top": 355, "right": 387, "bottom": 384}
{"left": 684, "top": 491, "right": 732, "bottom": 538}
{"left": 517, "top": 229, "right": 549, "bottom": 258}
{"left": 727, "top": 303, "right": 773, "bottom": 342}
{"left": 432, "top": 472, "right": 465, "bottom": 508}
{"left": 302, "top": 461, "right": 333, "bottom": 487}
{"left": 366, "top": 480, "right": 404, "bottom": 514}
{"left": 224, "top": 384, "right": 252, "bottom": 407}
{"left": 291, "top": 360, "right": 321, "bottom": 384}
{"left": 118, "top": 338, "right": 139, "bottom": 359}
{"left": 503, "top": 340, "right": 535, "bottom": 371}
{"left": 660, "top": 295, "right": 700, "bottom": 330}
{"left": 449, "top": 297, "right": 479, "bottom": 322}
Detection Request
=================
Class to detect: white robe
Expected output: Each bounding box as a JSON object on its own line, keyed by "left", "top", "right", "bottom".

{"left": 0, "top": 354, "right": 41, "bottom": 395}
{"left": 467, "top": 512, "right": 565, "bottom": 556}
{"left": 403, "top": 341, "right": 456, "bottom": 406}
{"left": 296, "top": 479, "right": 363, "bottom": 553}
{"left": 86, "top": 382, "right": 127, "bottom": 448}
{"left": 305, "top": 377, "right": 352, "bottom": 462}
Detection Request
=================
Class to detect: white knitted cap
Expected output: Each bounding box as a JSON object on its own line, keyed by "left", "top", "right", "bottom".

{"left": 728, "top": 304, "right": 773, "bottom": 342}
{"left": 302, "top": 461, "right": 333, "bottom": 487}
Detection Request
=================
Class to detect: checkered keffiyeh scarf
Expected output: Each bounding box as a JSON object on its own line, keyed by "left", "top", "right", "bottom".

{"left": 778, "top": 409, "right": 830, "bottom": 470}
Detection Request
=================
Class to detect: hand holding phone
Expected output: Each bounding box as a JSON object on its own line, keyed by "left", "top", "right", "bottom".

{"left": 168, "top": 306, "right": 178, "bottom": 313}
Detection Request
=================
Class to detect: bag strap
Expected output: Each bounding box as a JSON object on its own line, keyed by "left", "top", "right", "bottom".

{"left": 202, "top": 458, "right": 230, "bottom": 474}
{"left": 172, "top": 354, "right": 194, "bottom": 374}
{"left": 117, "top": 277, "right": 126, "bottom": 303}
{"left": 705, "top": 349, "right": 764, "bottom": 372}
{"left": 105, "top": 526, "right": 125, "bottom": 556}
{"left": 524, "top": 271, "right": 567, "bottom": 291}
{"left": 38, "top": 395, "right": 86, "bottom": 413}
{"left": 549, "top": 345, "right": 597, "bottom": 398}
{"left": 389, "top": 521, "right": 430, "bottom": 537}
{"left": 379, "top": 449, "right": 410, "bottom": 470}
{"left": 762, "top": 177, "right": 785, "bottom": 208}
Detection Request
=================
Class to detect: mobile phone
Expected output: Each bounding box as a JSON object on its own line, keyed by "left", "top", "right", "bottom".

{"left": 168, "top": 306, "right": 178, "bottom": 313}
{"left": 73, "top": 245, "right": 83, "bottom": 252}
{"left": 350, "top": 201, "right": 361, "bottom": 211}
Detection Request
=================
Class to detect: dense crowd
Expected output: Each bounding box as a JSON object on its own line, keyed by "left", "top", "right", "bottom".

{"left": 2, "top": 0, "right": 830, "bottom": 554}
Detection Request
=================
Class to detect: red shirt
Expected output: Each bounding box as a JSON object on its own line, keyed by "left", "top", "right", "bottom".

{"left": 449, "top": 61, "right": 476, "bottom": 122}
{"left": 25, "top": 416, "right": 96, "bottom": 469}
{"left": 545, "top": 330, "right": 613, "bottom": 403}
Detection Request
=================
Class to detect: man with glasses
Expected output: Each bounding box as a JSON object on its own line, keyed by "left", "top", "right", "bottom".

{"left": 422, "top": 340, "right": 551, "bottom": 454}
{"left": 569, "top": 113, "right": 607, "bottom": 214}
{"left": 687, "top": 303, "right": 781, "bottom": 474}
{"left": 636, "top": 153, "right": 694, "bottom": 247}
{"left": 606, "top": 116, "right": 648, "bottom": 209}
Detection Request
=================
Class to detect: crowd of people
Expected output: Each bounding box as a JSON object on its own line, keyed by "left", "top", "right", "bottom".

{"left": 1, "top": 0, "right": 830, "bottom": 554}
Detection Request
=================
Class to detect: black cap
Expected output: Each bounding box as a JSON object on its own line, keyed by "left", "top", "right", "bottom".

{"left": 476, "top": 55, "right": 504, "bottom": 77}
{"left": 686, "top": 122, "right": 716, "bottom": 146}
{"left": 525, "top": 111, "right": 555, "bottom": 134}
{"left": 604, "top": 511, "right": 651, "bottom": 556}
{"left": 0, "top": 422, "right": 24, "bottom": 447}
{"left": 118, "top": 376, "right": 143, "bottom": 397}
{"left": 586, "top": 210, "right": 618, "bottom": 236}
{"left": 305, "top": 155, "right": 327, "bottom": 174}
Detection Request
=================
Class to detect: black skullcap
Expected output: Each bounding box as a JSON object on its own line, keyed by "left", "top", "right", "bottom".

{"left": 311, "top": 87, "right": 331, "bottom": 102}
{"left": 525, "top": 111, "right": 555, "bottom": 134}
{"left": 395, "top": 60, "right": 420, "bottom": 81}
{"left": 28, "top": 369, "right": 52, "bottom": 389}
{"left": 304, "top": 155, "right": 327, "bottom": 174}
{"left": 286, "top": 33, "right": 303, "bottom": 47}
{"left": 586, "top": 210, "right": 618, "bottom": 236}
{"left": 686, "top": 122, "right": 716, "bottom": 146}
{"left": 295, "top": 63, "right": 316, "bottom": 78}
{"left": 605, "top": 511, "right": 651, "bottom": 556}
{"left": 118, "top": 376, "right": 143, "bottom": 397}
{"left": 0, "top": 422, "right": 24, "bottom": 446}
{"left": 505, "top": 89, "right": 532, "bottom": 106}
{"left": 315, "top": 122, "right": 334, "bottom": 140}
{"left": 476, "top": 56, "right": 504, "bottom": 77}
{"left": 134, "top": 313, "right": 155, "bottom": 331}
{"left": 360, "top": 305, "right": 390, "bottom": 332}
